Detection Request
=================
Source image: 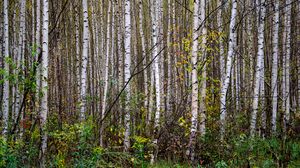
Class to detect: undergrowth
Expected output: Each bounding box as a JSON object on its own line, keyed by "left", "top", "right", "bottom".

{"left": 0, "top": 120, "right": 299, "bottom": 168}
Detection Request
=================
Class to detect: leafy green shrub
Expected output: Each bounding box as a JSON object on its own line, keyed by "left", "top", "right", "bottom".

{"left": 132, "top": 135, "right": 151, "bottom": 167}
{"left": 0, "top": 137, "right": 24, "bottom": 168}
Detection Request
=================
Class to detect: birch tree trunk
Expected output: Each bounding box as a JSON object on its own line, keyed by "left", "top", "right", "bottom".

{"left": 100, "top": 0, "right": 111, "bottom": 146}
{"left": 152, "top": 0, "right": 162, "bottom": 131}
{"left": 147, "top": 0, "right": 155, "bottom": 126}
{"left": 257, "top": 0, "right": 265, "bottom": 137}
{"left": 246, "top": 0, "right": 254, "bottom": 111}
{"left": 35, "top": 0, "right": 42, "bottom": 116}
{"left": 283, "top": 0, "right": 291, "bottom": 133}
{"left": 80, "top": 0, "right": 89, "bottom": 121}
{"left": 117, "top": 0, "right": 124, "bottom": 120}
{"left": 40, "top": 0, "right": 49, "bottom": 166}
{"left": 187, "top": 0, "right": 199, "bottom": 161}
{"left": 250, "top": 0, "right": 266, "bottom": 137}
{"left": 220, "top": 0, "right": 238, "bottom": 140}
{"left": 2, "top": 0, "right": 9, "bottom": 137}
{"left": 12, "top": 6, "right": 17, "bottom": 119}
{"left": 91, "top": 0, "right": 99, "bottom": 118}
{"left": 259, "top": 51, "right": 266, "bottom": 137}
{"left": 139, "top": 0, "right": 148, "bottom": 114}
{"left": 282, "top": 21, "right": 287, "bottom": 131}
{"left": 123, "top": 0, "right": 131, "bottom": 152}
{"left": 75, "top": 4, "right": 81, "bottom": 115}
{"left": 199, "top": 0, "right": 206, "bottom": 136}
{"left": 271, "top": 0, "right": 279, "bottom": 135}
{"left": 166, "top": 0, "right": 172, "bottom": 119}
{"left": 150, "top": 0, "right": 162, "bottom": 164}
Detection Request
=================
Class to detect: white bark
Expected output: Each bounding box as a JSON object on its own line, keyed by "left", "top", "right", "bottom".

{"left": 147, "top": 0, "right": 155, "bottom": 126}
{"left": 36, "top": 0, "right": 41, "bottom": 113}
{"left": 282, "top": 24, "right": 287, "bottom": 129}
{"left": 36, "top": 0, "right": 41, "bottom": 58}
{"left": 199, "top": 0, "right": 206, "bottom": 136}
{"left": 260, "top": 49, "right": 266, "bottom": 137}
{"left": 283, "top": 0, "right": 291, "bottom": 132}
{"left": 100, "top": 0, "right": 111, "bottom": 146}
{"left": 187, "top": 0, "right": 199, "bottom": 161}
{"left": 258, "top": 1, "right": 266, "bottom": 134}
{"left": 117, "top": 1, "right": 124, "bottom": 127}
{"left": 257, "top": 0, "right": 266, "bottom": 137}
{"left": 12, "top": 7, "right": 17, "bottom": 120}
{"left": 118, "top": 0, "right": 124, "bottom": 98}
{"left": 124, "top": 0, "right": 131, "bottom": 152}
{"left": 271, "top": 0, "right": 279, "bottom": 134}
{"left": 220, "top": 0, "right": 238, "bottom": 140}
{"left": 40, "top": 0, "right": 49, "bottom": 165}
{"left": 75, "top": 5, "right": 81, "bottom": 113}
{"left": 80, "top": 0, "right": 89, "bottom": 121}
{"left": 150, "top": 0, "right": 162, "bottom": 164}
{"left": 2, "top": 0, "right": 9, "bottom": 136}
{"left": 250, "top": 0, "right": 266, "bottom": 137}
{"left": 151, "top": 0, "right": 162, "bottom": 132}
{"left": 91, "top": 0, "right": 99, "bottom": 117}
{"left": 246, "top": 0, "right": 254, "bottom": 109}
{"left": 166, "top": 0, "right": 172, "bottom": 119}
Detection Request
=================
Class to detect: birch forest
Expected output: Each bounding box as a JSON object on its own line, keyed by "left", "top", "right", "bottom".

{"left": 1, "top": 0, "right": 300, "bottom": 167}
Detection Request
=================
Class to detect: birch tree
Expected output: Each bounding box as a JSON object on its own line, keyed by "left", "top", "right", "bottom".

{"left": 36, "top": 0, "right": 41, "bottom": 113}
{"left": 2, "top": 0, "right": 9, "bottom": 137}
{"left": 117, "top": 0, "right": 124, "bottom": 109}
{"left": 166, "top": 0, "right": 173, "bottom": 119}
{"left": 40, "top": 0, "right": 49, "bottom": 165}
{"left": 199, "top": 0, "right": 206, "bottom": 136}
{"left": 0, "top": 0, "right": 299, "bottom": 165}
{"left": 220, "top": 0, "right": 238, "bottom": 140}
{"left": 75, "top": 4, "right": 81, "bottom": 114}
{"left": 250, "top": 0, "right": 266, "bottom": 137}
{"left": 283, "top": 0, "right": 291, "bottom": 133}
{"left": 246, "top": 0, "right": 254, "bottom": 108}
{"left": 187, "top": 0, "right": 199, "bottom": 161}
{"left": 80, "top": 0, "right": 89, "bottom": 121}
{"left": 123, "top": 0, "right": 131, "bottom": 152}
{"left": 152, "top": 0, "right": 162, "bottom": 130}
{"left": 100, "top": 0, "right": 111, "bottom": 146}
{"left": 271, "top": 0, "right": 279, "bottom": 135}
{"left": 139, "top": 0, "right": 148, "bottom": 114}
{"left": 150, "top": 0, "right": 162, "bottom": 164}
